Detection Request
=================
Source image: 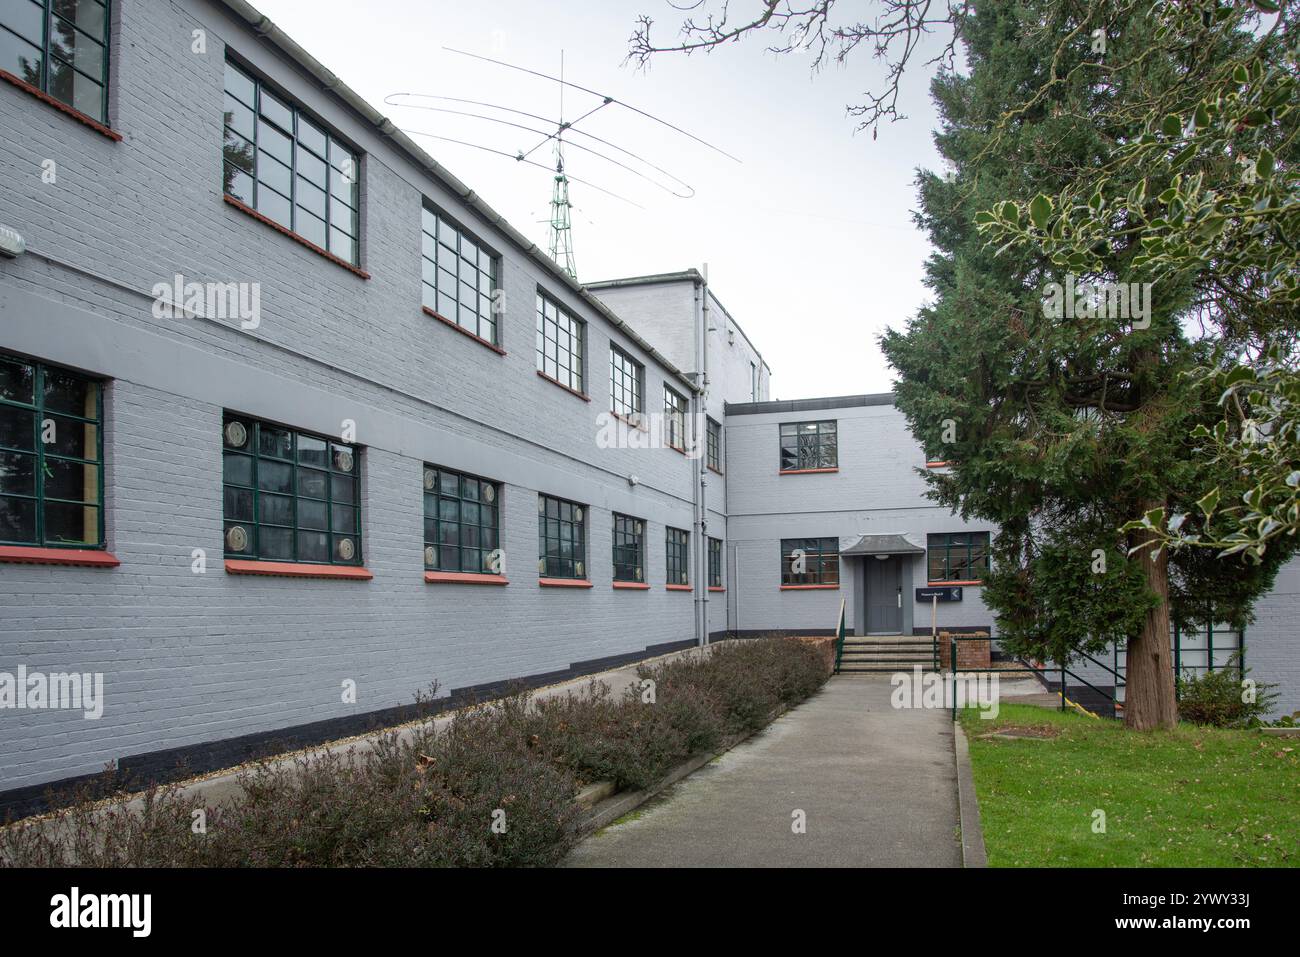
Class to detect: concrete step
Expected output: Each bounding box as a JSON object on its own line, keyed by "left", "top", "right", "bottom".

{"left": 839, "top": 651, "right": 934, "bottom": 660}
{"left": 841, "top": 635, "right": 934, "bottom": 645}
{"left": 841, "top": 642, "right": 931, "bottom": 647}
{"left": 839, "top": 664, "right": 939, "bottom": 673}
{"left": 839, "top": 651, "right": 935, "bottom": 659}
{"left": 842, "top": 640, "right": 934, "bottom": 647}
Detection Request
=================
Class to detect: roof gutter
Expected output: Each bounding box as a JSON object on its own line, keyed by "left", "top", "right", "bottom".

{"left": 219, "top": 0, "right": 698, "bottom": 394}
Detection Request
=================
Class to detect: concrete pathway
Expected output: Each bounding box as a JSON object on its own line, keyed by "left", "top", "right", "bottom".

{"left": 564, "top": 675, "right": 962, "bottom": 867}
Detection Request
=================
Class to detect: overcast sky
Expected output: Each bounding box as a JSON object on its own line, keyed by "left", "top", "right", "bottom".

{"left": 248, "top": 0, "right": 953, "bottom": 399}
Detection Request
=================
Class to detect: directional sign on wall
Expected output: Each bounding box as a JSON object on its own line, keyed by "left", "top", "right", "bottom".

{"left": 916, "top": 586, "right": 963, "bottom": 602}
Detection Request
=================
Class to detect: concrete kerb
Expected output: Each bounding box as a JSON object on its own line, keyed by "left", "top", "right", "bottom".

{"left": 952, "top": 720, "right": 988, "bottom": 868}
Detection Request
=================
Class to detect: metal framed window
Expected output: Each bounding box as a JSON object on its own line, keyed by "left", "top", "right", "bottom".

{"left": 706, "top": 417, "right": 722, "bottom": 471}
{"left": 609, "top": 345, "right": 644, "bottom": 419}
{"left": 1, "top": 0, "right": 111, "bottom": 124}
{"left": 423, "top": 465, "right": 500, "bottom": 573}
{"left": 750, "top": 361, "right": 758, "bottom": 401}
{"left": 421, "top": 203, "right": 500, "bottom": 345}
{"left": 536, "top": 291, "right": 585, "bottom": 393}
{"left": 708, "top": 536, "right": 723, "bottom": 588}
{"left": 612, "top": 512, "right": 645, "bottom": 583}
{"left": 779, "top": 420, "right": 837, "bottom": 471}
{"left": 0, "top": 353, "right": 103, "bottom": 548}
{"left": 222, "top": 58, "right": 360, "bottom": 265}
{"left": 1114, "top": 614, "right": 1246, "bottom": 701}
{"left": 781, "top": 537, "right": 839, "bottom": 586}
{"left": 666, "top": 526, "right": 689, "bottom": 585}
{"left": 538, "top": 493, "right": 586, "bottom": 579}
{"left": 221, "top": 413, "right": 362, "bottom": 565}
{"left": 664, "top": 385, "right": 687, "bottom": 451}
{"left": 926, "top": 532, "right": 990, "bottom": 582}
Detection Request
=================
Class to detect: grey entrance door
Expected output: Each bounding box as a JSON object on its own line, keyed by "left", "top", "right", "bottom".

{"left": 866, "top": 556, "right": 902, "bottom": 633}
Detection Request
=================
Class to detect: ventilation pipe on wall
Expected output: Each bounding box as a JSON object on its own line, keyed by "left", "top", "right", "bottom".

{"left": 692, "top": 269, "right": 708, "bottom": 647}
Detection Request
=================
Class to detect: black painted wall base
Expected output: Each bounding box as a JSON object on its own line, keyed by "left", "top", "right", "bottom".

{"left": 712, "top": 629, "right": 835, "bottom": 640}
{"left": 0, "top": 637, "right": 698, "bottom": 822}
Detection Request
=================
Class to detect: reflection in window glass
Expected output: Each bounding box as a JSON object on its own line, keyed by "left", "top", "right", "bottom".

{"left": 222, "top": 59, "right": 360, "bottom": 265}
{"left": 0, "top": 353, "right": 103, "bottom": 548}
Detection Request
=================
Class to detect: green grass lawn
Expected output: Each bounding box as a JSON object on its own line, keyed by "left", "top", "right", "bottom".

{"left": 959, "top": 703, "right": 1299, "bottom": 866}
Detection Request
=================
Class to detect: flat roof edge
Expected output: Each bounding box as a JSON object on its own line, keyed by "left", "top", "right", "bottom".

{"left": 724, "top": 393, "right": 896, "bottom": 415}
{"left": 218, "top": 0, "right": 698, "bottom": 394}
{"left": 584, "top": 270, "right": 704, "bottom": 290}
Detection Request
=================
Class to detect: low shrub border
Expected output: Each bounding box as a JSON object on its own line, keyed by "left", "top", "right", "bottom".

{"left": 1, "top": 637, "right": 832, "bottom": 868}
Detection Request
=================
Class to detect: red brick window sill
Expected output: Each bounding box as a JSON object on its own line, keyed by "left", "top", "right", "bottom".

{"left": 223, "top": 195, "right": 370, "bottom": 279}
{"left": 424, "top": 571, "right": 508, "bottom": 585}
{"left": 0, "top": 69, "right": 122, "bottom": 141}
{"left": 225, "top": 559, "right": 373, "bottom": 580}
{"left": 925, "top": 461, "right": 953, "bottom": 469}
{"left": 610, "top": 411, "right": 649, "bottom": 431}
{"left": 928, "top": 580, "right": 983, "bottom": 587}
{"left": 540, "top": 577, "right": 593, "bottom": 588}
{"left": 666, "top": 583, "right": 693, "bottom": 592}
{"left": 707, "top": 465, "right": 724, "bottom": 476}
{"left": 0, "top": 546, "right": 120, "bottom": 567}
{"left": 422, "top": 307, "right": 506, "bottom": 355}
{"left": 612, "top": 581, "right": 650, "bottom": 590}
{"left": 708, "top": 586, "right": 725, "bottom": 593}
{"left": 536, "top": 370, "right": 591, "bottom": 402}
{"left": 779, "top": 468, "right": 839, "bottom": 475}
{"left": 780, "top": 584, "right": 840, "bottom": 590}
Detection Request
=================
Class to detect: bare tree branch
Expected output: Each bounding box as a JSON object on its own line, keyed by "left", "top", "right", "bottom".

{"left": 628, "top": 1, "right": 967, "bottom": 137}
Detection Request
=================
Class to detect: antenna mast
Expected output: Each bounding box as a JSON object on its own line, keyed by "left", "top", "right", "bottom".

{"left": 548, "top": 51, "right": 577, "bottom": 279}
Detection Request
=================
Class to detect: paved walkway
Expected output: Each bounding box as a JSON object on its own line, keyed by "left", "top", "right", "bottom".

{"left": 564, "top": 675, "right": 962, "bottom": 867}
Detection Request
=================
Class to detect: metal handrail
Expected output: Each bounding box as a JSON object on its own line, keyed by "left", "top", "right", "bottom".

{"left": 1074, "top": 648, "right": 1126, "bottom": 687}
{"left": 833, "top": 598, "right": 847, "bottom": 674}
{"left": 945, "top": 634, "right": 1123, "bottom": 719}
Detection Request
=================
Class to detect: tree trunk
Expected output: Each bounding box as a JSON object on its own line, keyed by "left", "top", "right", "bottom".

{"left": 1125, "top": 505, "right": 1179, "bottom": 730}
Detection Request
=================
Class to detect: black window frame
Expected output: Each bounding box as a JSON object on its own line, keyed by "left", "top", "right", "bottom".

{"left": 421, "top": 202, "right": 501, "bottom": 346}
{"left": 612, "top": 512, "right": 645, "bottom": 583}
{"left": 781, "top": 537, "right": 840, "bottom": 586}
{"left": 221, "top": 413, "right": 363, "bottom": 566}
{"left": 538, "top": 493, "right": 587, "bottom": 580}
{"left": 536, "top": 291, "right": 586, "bottom": 394}
{"left": 664, "top": 385, "right": 687, "bottom": 452}
{"left": 1, "top": 0, "right": 112, "bottom": 124}
{"left": 927, "top": 532, "right": 991, "bottom": 583}
{"left": 666, "top": 526, "right": 690, "bottom": 586}
{"left": 708, "top": 536, "right": 723, "bottom": 588}
{"left": 222, "top": 57, "right": 361, "bottom": 265}
{"left": 423, "top": 465, "right": 501, "bottom": 574}
{"left": 706, "top": 417, "right": 722, "bottom": 472}
{"left": 609, "top": 344, "right": 644, "bottom": 421}
{"left": 779, "top": 420, "right": 838, "bottom": 471}
{"left": 0, "top": 352, "right": 105, "bottom": 549}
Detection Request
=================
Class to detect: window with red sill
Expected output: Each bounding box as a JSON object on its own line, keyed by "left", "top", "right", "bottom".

{"left": 221, "top": 413, "right": 363, "bottom": 568}
{"left": 0, "top": 353, "right": 106, "bottom": 553}
{"left": 1, "top": 1, "right": 112, "bottom": 124}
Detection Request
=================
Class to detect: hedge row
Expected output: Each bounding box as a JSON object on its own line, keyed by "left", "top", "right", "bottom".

{"left": 2, "top": 637, "right": 831, "bottom": 867}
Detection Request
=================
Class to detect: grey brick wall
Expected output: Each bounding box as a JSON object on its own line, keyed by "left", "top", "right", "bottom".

{"left": 724, "top": 400, "right": 996, "bottom": 637}
{"left": 3, "top": 0, "right": 1298, "bottom": 803}
{"left": 0, "top": 0, "right": 702, "bottom": 794}
{"left": 1234, "top": 558, "right": 1300, "bottom": 718}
